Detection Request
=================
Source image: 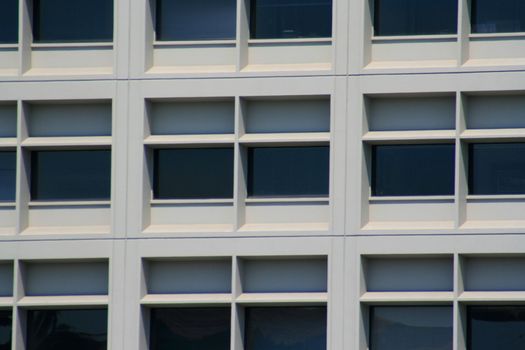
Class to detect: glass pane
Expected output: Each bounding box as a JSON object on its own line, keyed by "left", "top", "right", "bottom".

{"left": 245, "top": 307, "right": 327, "bottom": 350}
{"left": 370, "top": 306, "right": 453, "bottom": 350}
{"left": 150, "top": 308, "right": 230, "bottom": 350}
{"left": 154, "top": 148, "right": 234, "bottom": 199}
{"left": 156, "top": 0, "right": 236, "bottom": 40}
{"left": 27, "top": 309, "right": 107, "bottom": 350}
{"left": 472, "top": 0, "right": 525, "bottom": 33}
{"left": 33, "top": 0, "right": 113, "bottom": 43}
{"left": 247, "top": 146, "right": 329, "bottom": 197}
{"left": 0, "top": 0, "right": 18, "bottom": 44}
{"left": 0, "top": 152, "right": 16, "bottom": 202}
{"left": 250, "top": 0, "right": 332, "bottom": 39}
{"left": 468, "top": 306, "right": 525, "bottom": 350}
{"left": 31, "top": 150, "right": 111, "bottom": 201}
{"left": 374, "top": 0, "right": 458, "bottom": 36}
{"left": 469, "top": 143, "right": 525, "bottom": 195}
{"left": 372, "top": 144, "right": 455, "bottom": 196}
{"left": 0, "top": 310, "right": 11, "bottom": 350}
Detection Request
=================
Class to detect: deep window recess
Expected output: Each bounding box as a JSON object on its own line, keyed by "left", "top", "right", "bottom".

{"left": 245, "top": 307, "right": 327, "bottom": 350}
{"left": 468, "top": 306, "right": 525, "bottom": 350}
{"left": 156, "top": 0, "right": 236, "bottom": 41}
{"left": 247, "top": 146, "right": 329, "bottom": 197}
{"left": 30, "top": 150, "right": 111, "bottom": 201}
{"left": 471, "top": 0, "right": 525, "bottom": 33}
{"left": 372, "top": 144, "right": 455, "bottom": 196}
{"left": 373, "top": 0, "right": 458, "bottom": 36}
{"left": 370, "top": 306, "right": 453, "bottom": 350}
{"left": 0, "top": 310, "right": 12, "bottom": 350}
{"left": 0, "top": 0, "right": 18, "bottom": 44}
{"left": 149, "top": 307, "right": 231, "bottom": 350}
{"left": 154, "top": 148, "right": 234, "bottom": 199}
{"left": 33, "top": 0, "right": 113, "bottom": 43}
{"left": 0, "top": 152, "right": 16, "bottom": 202}
{"left": 26, "top": 309, "right": 107, "bottom": 350}
{"left": 469, "top": 143, "right": 525, "bottom": 195}
{"left": 250, "top": 0, "right": 332, "bottom": 39}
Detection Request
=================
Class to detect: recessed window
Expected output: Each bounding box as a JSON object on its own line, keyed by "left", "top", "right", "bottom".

{"left": 0, "top": 0, "right": 18, "bottom": 44}
{"left": 372, "top": 144, "right": 455, "bottom": 196}
{"left": 250, "top": 0, "right": 332, "bottom": 39}
{"left": 469, "top": 143, "right": 525, "bottom": 195}
{"left": 245, "top": 307, "right": 327, "bottom": 350}
{"left": 155, "top": 0, "right": 236, "bottom": 41}
{"left": 33, "top": 0, "right": 113, "bottom": 43}
{"left": 26, "top": 309, "right": 107, "bottom": 350}
{"left": 30, "top": 150, "right": 111, "bottom": 201}
{"left": 153, "top": 148, "right": 234, "bottom": 199}
{"left": 0, "top": 310, "right": 11, "bottom": 350}
{"left": 373, "top": 0, "right": 458, "bottom": 36}
{"left": 149, "top": 307, "right": 230, "bottom": 350}
{"left": 370, "top": 306, "right": 453, "bottom": 350}
{"left": 468, "top": 306, "right": 525, "bottom": 350}
{"left": 471, "top": 0, "right": 525, "bottom": 33}
{"left": 247, "top": 146, "right": 329, "bottom": 197}
{"left": 0, "top": 152, "right": 16, "bottom": 202}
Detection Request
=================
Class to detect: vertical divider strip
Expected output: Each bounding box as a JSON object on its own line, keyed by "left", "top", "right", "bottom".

{"left": 235, "top": 0, "right": 249, "bottom": 71}
{"left": 454, "top": 92, "right": 467, "bottom": 229}
{"left": 234, "top": 97, "right": 246, "bottom": 231}
{"left": 231, "top": 256, "right": 244, "bottom": 350}
{"left": 16, "top": 100, "right": 29, "bottom": 234}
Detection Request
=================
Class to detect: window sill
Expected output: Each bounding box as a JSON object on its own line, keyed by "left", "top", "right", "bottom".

{"left": 245, "top": 197, "right": 329, "bottom": 203}
{"left": 360, "top": 291, "right": 454, "bottom": 303}
{"left": 29, "top": 200, "right": 110, "bottom": 207}
{"left": 0, "top": 202, "right": 15, "bottom": 208}
{"left": 372, "top": 34, "right": 458, "bottom": 42}
{"left": 154, "top": 40, "right": 236, "bottom": 47}
{"left": 460, "top": 128, "right": 525, "bottom": 139}
{"left": 150, "top": 199, "right": 234, "bottom": 205}
{"left": 248, "top": 37, "right": 332, "bottom": 44}
{"left": 0, "top": 44, "right": 18, "bottom": 49}
{"left": 470, "top": 32, "right": 525, "bottom": 39}
{"left": 141, "top": 294, "right": 232, "bottom": 305}
{"left": 239, "top": 132, "right": 330, "bottom": 144}
{"left": 31, "top": 42, "right": 114, "bottom": 49}
{"left": 467, "top": 194, "right": 525, "bottom": 200}
{"left": 18, "top": 295, "right": 109, "bottom": 307}
{"left": 369, "top": 196, "right": 454, "bottom": 202}
{"left": 144, "top": 134, "right": 235, "bottom": 145}
{"left": 363, "top": 130, "right": 455, "bottom": 143}
{"left": 236, "top": 292, "right": 327, "bottom": 304}
{"left": 22, "top": 136, "right": 112, "bottom": 148}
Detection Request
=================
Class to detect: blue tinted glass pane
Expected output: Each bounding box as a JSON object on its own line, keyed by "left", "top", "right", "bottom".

{"left": 374, "top": 0, "right": 458, "bottom": 36}
{"left": 472, "top": 0, "right": 525, "bottom": 33}
{"left": 0, "top": 310, "right": 11, "bottom": 350}
{"left": 156, "top": 0, "right": 236, "bottom": 40}
{"left": 154, "top": 148, "right": 234, "bottom": 199}
{"left": 27, "top": 309, "right": 107, "bottom": 350}
{"left": 250, "top": 0, "right": 332, "bottom": 39}
{"left": 33, "top": 0, "right": 113, "bottom": 43}
{"left": 245, "top": 307, "right": 326, "bottom": 350}
{"left": 469, "top": 143, "right": 525, "bottom": 195}
{"left": 372, "top": 144, "right": 455, "bottom": 196}
{"left": 0, "top": 152, "right": 16, "bottom": 202}
{"left": 371, "top": 306, "right": 453, "bottom": 350}
{"left": 0, "top": 0, "right": 18, "bottom": 44}
{"left": 150, "top": 308, "right": 230, "bottom": 350}
{"left": 468, "top": 306, "right": 525, "bottom": 350}
{"left": 31, "top": 150, "right": 111, "bottom": 201}
{"left": 248, "top": 146, "right": 329, "bottom": 197}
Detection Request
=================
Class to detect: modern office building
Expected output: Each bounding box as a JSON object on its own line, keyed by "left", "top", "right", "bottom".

{"left": 1, "top": 0, "right": 525, "bottom": 349}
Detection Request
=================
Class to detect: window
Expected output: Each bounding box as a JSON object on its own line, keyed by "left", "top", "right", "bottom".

{"left": 372, "top": 144, "right": 455, "bottom": 196}
{"left": 250, "top": 0, "right": 332, "bottom": 39}
{"left": 245, "top": 307, "right": 327, "bottom": 350}
{"left": 0, "top": 152, "right": 16, "bottom": 202}
{"left": 155, "top": 0, "right": 236, "bottom": 41}
{"left": 0, "top": 0, "right": 18, "bottom": 44}
{"left": 33, "top": 0, "right": 113, "bottom": 43}
{"left": 30, "top": 150, "right": 111, "bottom": 201}
{"left": 247, "top": 146, "right": 329, "bottom": 197}
{"left": 468, "top": 143, "right": 525, "bottom": 195}
{"left": 373, "top": 0, "right": 458, "bottom": 36}
{"left": 26, "top": 309, "right": 107, "bottom": 350}
{"left": 149, "top": 307, "right": 231, "bottom": 350}
{"left": 153, "top": 148, "right": 234, "bottom": 199}
{"left": 0, "top": 310, "right": 11, "bottom": 350}
{"left": 468, "top": 306, "right": 525, "bottom": 350}
{"left": 370, "top": 306, "right": 453, "bottom": 350}
{"left": 471, "top": 0, "right": 525, "bottom": 34}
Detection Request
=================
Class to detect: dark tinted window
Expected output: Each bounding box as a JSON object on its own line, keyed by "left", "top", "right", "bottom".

{"left": 156, "top": 0, "right": 236, "bottom": 41}
{"left": 0, "top": 310, "right": 11, "bottom": 350}
{"left": 374, "top": 0, "right": 458, "bottom": 36}
{"left": 245, "top": 307, "right": 326, "bottom": 350}
{"left": 248, "top": 146, "right": 329, "bottom": 197}
{"left": 250, "top": 0, "right": 332, "bottom": 39}
{"left": 0, "top": 152, "right": 16, "bottom": 202}
{"left": 31, "top": 150, "right": 111, "bottom": 201}
{"left": 150, "top": 308, "right": 230, "bottom": 350}
{"left": 0, "top": 0, "right": 18, "bottom": 44}
{"left": 472, "top": 0, "right": 525, "bottom": 33}
{"left": 33, "top": 0, "right": 113, "bottom": 43}
{"left": 154, "top": 148, "right": 234, "bottom": 199}
{"left": 372, "top": 144, "right": 455, "bottom": 196}
{"left": 27, "top": 309, "right": 107, "bottom": 350}
{"left": 469, "top": 143, "right": 525, "bottom": 195}
{"left": 370, "top": 306, "right": 453, "bottom": 350}
{"left": 468, "top": 306, "right": 525, "bottom": 350}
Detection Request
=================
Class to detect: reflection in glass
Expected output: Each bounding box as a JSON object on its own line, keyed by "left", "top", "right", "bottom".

{"left": 150, "top": 307, "right": 230, "bottom": 350}
{"left": 0, "top": 0, "right": 18, "bottom": 44}
{"left": 0, "top": 152, "right": 16, "bottom": 202}
{"left": 0, "top": 310, "right": 11, "bottom": 350}
{"left": 472, "top": 0, "right": 525, "bottom": 33}
{"left": 27, "top": 309, "right": 107, "bottom": 350}
{"left": 245, "top": 307, "right": 326, "bottom": 350}
{"left": 370, "top": 306, "right": 453, "bottom": 350}
{"left": 372, "top": 144, "right": 455, "bottom": 196}
{"left": 468, "top": 306, "right": 525, "bottom": 350}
